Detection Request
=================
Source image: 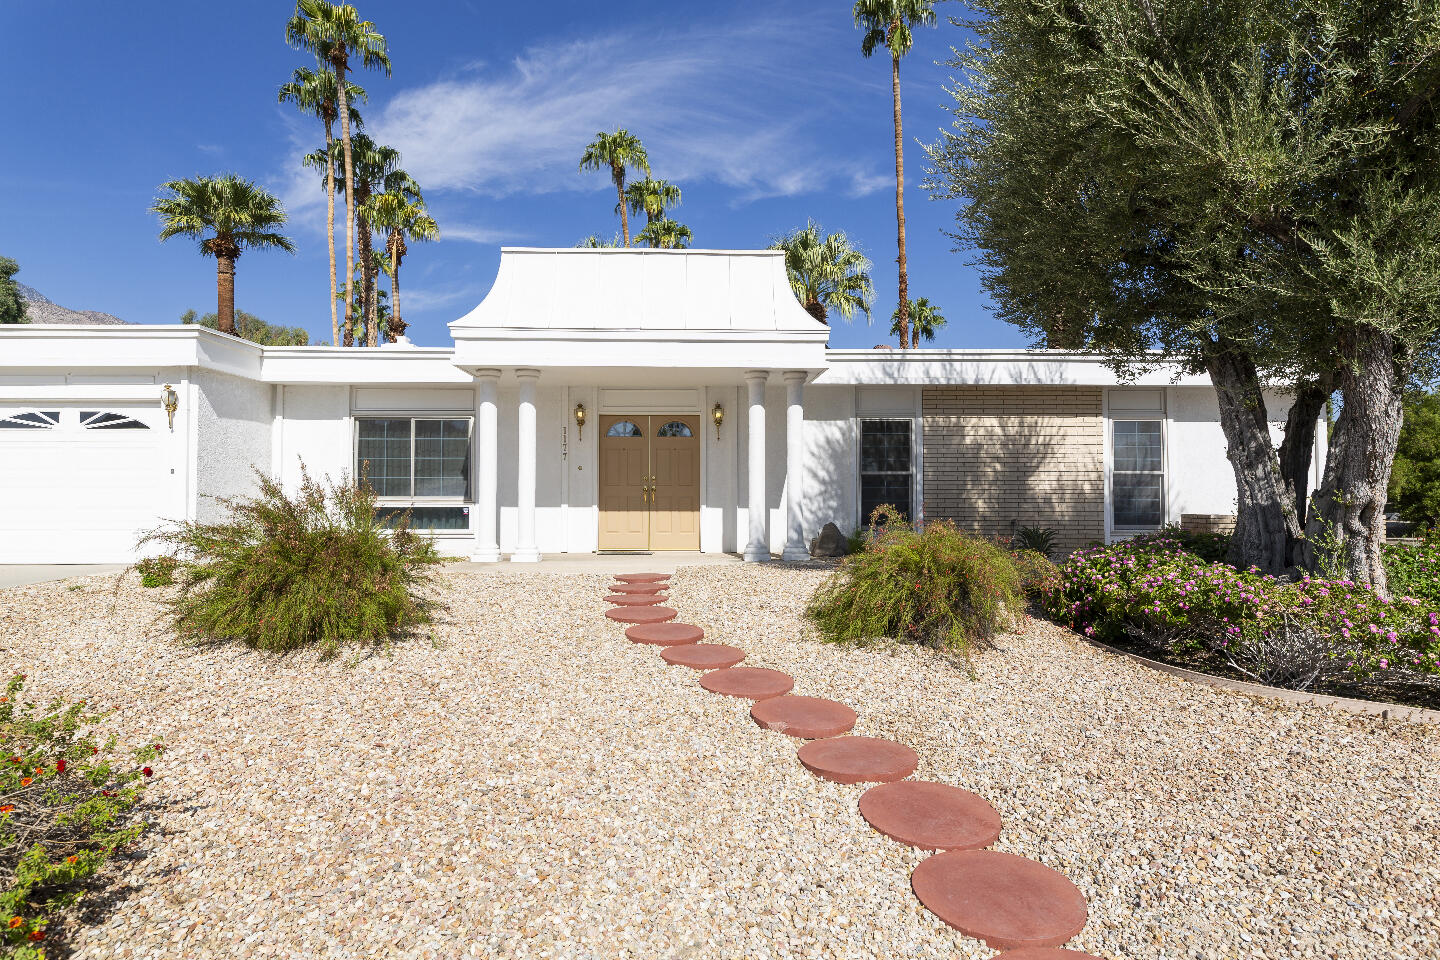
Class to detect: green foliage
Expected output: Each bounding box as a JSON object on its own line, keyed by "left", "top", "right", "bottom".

{"left": 853, "top": 0, "right": 937, "bottom": 60}
{"left": 889, "top": 297, "right": 945, "bottom": 347}
{"left": 1382, "top": 539, "right": 1440, "bottom": 607}
{"left": 180, "top": 308, "right": 309, "bottom": 345}
{"left": 1010, "top": 548, "right": 1061, "bottom": 599}
{"left": 770, "top": 222, "right": 874, "bottom": 324}
{"left": 0, "top": 674, "right": 161, "bottom": 957}
{"left": 635, "top": 217, "right": 692, "bottom": 249}
{"left": 1044, "top": 536, "right": 1440, "bottom": 689}
{"left": 141, "top": 465, "right": 440, "bottom": 657}
{"left": 1388, "top": 391, "right": 1440, "bottom": 526}
{"left": 134, "top": 555, "right": 177, "bottom": 589}
{"left": 150, "top": 175, "right": 294, "bottom": 260}
{"left": 623, "top": 178, "right": 682, "bottom": 224}
{"left": 0, "top": 257, "right": 27, "bottom": 325}
{"left": 1013, "top": 525, "right": 1057, "bottom": 559}
{"left": 806, "top": 515, "right": 1024, "bottom": 653}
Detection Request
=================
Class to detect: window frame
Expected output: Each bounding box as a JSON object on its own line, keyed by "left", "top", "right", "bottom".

{"left": 354, "top": 415, "right": 475, "bottom": 534}
{"left": 857, "top": 417, "right": 916, "bottom": 527}
{"left": 1108, "top": 416, "right": 1167, "bottom": 532}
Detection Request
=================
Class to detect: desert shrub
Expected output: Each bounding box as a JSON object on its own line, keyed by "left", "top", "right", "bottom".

{"left": 1043, "top": 536, "right": 1440, "bottom": 690}
{"left": 1014, "top": 525, "right": 1058, "bottom": 559}
{"left": 1010, "top": 548, "right": 1061, "bottom": 599}
{"left": 134, "top": 555, "right": 177, "bottom": 588}
{"left": 806, "top": 518, "right": 1023, "bottom": 652}
{"left": 141, "top": 466, "right": 440, "bottom": 657}
{"left": 1156, "top": 524, "right": 1233, "bottom": 563}
{"left": 1, "top": 674, "right": 161, "bottom": 957}
{"left": 1382, "top": 538, "right": 1440, "bottom": 605}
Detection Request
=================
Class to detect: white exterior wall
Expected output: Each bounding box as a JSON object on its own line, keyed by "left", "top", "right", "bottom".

{"left": 275, "top": 385, "right": 350, "bottom": 491}
{"left": 194, "top": 369, "right": 273, "bottom": 522}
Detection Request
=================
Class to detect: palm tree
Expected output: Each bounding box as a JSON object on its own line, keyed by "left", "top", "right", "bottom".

{"left": 364, "top": 189, "right": 439, "bottom": 343}
{"left": 890, "top": 297, "right": 945, "bottom": 347}
{"left": 854, "top": 0, "right": 936, "bottom": 348}
{"left": 286, "top": 1, "right": 390, "bottom": 346}
{"left": 635, "top": 218, "right": 692, "bottom": 249}
{"left": 278, "top": 64, "right": 366, "bottom": 347}
{"left": 579, "top": 130, "right": 650, "bottom": 247}
{"left": 151, "top": 175, "right": 294, "bottom": 335}
{"left": 577, "top": 234, "right": 622, "bottom": 248}
{"left": 623, "top": 177, "right": 682, "bottom": 227}
{"left": 770, "top": 222, "right": 874, "bottom": 324}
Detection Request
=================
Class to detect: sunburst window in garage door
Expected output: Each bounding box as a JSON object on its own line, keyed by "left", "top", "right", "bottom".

{"left": 0, "top": 411, "right": 59, "bottom": 429}
{"left": 80, "top": 411, "right": 150, "bottom": 429}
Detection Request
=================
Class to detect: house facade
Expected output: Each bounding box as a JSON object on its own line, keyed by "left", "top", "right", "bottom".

{"left": 0, "top": 248, "right": 1321, "bottom": 564}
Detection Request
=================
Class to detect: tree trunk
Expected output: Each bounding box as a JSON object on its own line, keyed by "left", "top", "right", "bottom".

{"left": 1278, "top": 378, "right": 1330, "bottom": 530}
{"left": 357, "top": 211, "right": 376, "bottom": 347}
{"left": 615, "top": 169, "right": 629, "bottom": 247}
{"left": 1303, "top": 326, "right": 1405, "bottom": 594}
{"left": 891, "top": 53, "right": 909, "bottom": 350}
{"left": 215, "top": 254, "right": 236, "bottom": 336}
{"left": 323, "top": 117, "right": 339, "bottom": 347}
{"left": 387, "top": 232, "right": 406, "bottom": 343}
{"left": 333, "top": 55, "right": 356, "bottom": 346}
{"left": 805, "top": 300, "right": 828, "bottom": 324}
{"left": 1204, "top": 343, "right": 1298, "bottom": 576}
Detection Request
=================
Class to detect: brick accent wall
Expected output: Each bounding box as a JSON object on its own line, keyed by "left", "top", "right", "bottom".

{"left": 922, "top": 386, "right": 1105, "bottom": 555}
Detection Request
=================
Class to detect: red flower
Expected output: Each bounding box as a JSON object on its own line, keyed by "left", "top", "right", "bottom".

{"left": 55, "top": 759, "right": 65, "bottom": 773}
{"left": 0, "top": 805, "right": 13, "bottom": 813}
{"left": 142, "top": 767, "right": 153, "bottom": 778}
{"left": 19, "top": 777, "right": 31, "bottom": 787}
{"left": 6, "top": 917, "right": 21, "bottom": 929}
{"left": 28, "top": 929, "right": 43, "bottom": 941}
{"left": 91, "top": 746, "right": 98, "bottom": 755}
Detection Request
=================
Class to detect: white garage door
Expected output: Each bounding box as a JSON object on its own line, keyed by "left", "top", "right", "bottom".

{"left": 0, "top": 405, "right": 180, "bottom": 563}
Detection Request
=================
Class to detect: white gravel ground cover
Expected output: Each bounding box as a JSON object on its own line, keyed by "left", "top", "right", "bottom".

{"left": 0, "top": 565, "right": 1436, "bottom": 960}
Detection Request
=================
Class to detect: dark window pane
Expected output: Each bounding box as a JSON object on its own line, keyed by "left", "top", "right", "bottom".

{"left": 373, "top": 506, "right": 470, "bottom": 531}
{"left": 1113, "top": 475, "right": 1163, "bottom": 527}
{"left": 656, "top": 420, "right": 693, "bottom": 437}
{"left": 860, "top": 420, "right": 911, "bottom": 473}
{"left": 357, "top": 418, "right": 412, "bottom": 497}
{"left": 0, "top": 411, "right": 59, "bottom": 429}
{"left": 414, "top": 419, "right": 471, "bottom": 498}
{"left": 81, "top": 411, "right": 148, "bottom": 429}
{"left": 1113, "top": 420, "right": 1162, "bottom": 472}
{"left": 860, "top": 474, "right": 912, "bottom": 525}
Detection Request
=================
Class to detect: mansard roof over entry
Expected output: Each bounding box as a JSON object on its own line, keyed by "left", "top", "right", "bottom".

{"left": 449, "top": 248, "right": 830, "bottom": 380}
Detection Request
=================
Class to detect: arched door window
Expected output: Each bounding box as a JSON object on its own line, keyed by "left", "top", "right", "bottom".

{"left": 655, "top": 420, "right": 693, "bottom": 438}
{"left": 606, "top": 420, "right": 643, "bottom": 437}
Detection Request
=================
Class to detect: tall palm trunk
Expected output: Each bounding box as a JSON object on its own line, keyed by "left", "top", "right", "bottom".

{"left": 216, "top": 253, "right": 237, "bottom": 336}
{"left": 333, "top": 55, "right": 356, "bottom": 346}
{"left": 388, "top": 231, "right": 406, "bottom": 342}
{"left": 323, "top": 116, "right": 339, "bottom": 346}
{"left": 356, "top": 212, "right": 376, "bottom": 346}
{"left": 891, "top": 49, "right": 910, "bottom": 350}
{"left": 614, "top": 168, "right": 629, "bottom": 247}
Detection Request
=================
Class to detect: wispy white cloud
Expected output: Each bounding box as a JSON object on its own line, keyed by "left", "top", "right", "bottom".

{"left": 367, "top": 17, "right": 885, "bottom": 202}
{"left": 438, "top": 221, "right": 514, "bottom": 244}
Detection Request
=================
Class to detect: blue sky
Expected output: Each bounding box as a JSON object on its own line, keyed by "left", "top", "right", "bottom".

{"left": 0, "top": 1, "right": 1017, "bottom": 350}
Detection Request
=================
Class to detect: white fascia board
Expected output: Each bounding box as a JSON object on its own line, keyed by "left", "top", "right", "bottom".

{"left": 817, "top": 349, "right": 1210, "bottom": 387}
{"left": 0, "top": 325, "right": 261, "bottom": 378}
{"left": 451, "top": 332, "right": 828, "bottom": 372}
{"left": 258, "top": 348, "right": 471, "bottom": 385}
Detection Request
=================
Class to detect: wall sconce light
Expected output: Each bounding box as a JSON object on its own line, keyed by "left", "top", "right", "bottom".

{"left": 573, "top": 402, "right": 587, "bottom": 440}
{"left": 161, "top": 384, "right": 179, "bottom": 430}
{"left": 711, "top": 401, "right": 724, "bottom": 440}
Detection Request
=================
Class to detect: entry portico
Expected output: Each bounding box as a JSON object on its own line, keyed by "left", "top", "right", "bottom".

{"left": 450, "top": 248, "right": 828, "bottom": 562}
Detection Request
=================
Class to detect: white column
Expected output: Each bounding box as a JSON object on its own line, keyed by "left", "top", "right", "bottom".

{"left": 781, "top": 371, "right": 809, "bottom": 562}
{"left": 743, "top": 370, "right": 770, "bottom": 562}
{"left": 471, "top": 369, "right": 501, "bottom": 562}
{"left": 511, "top": 368, "right": 541, "bottom": 562}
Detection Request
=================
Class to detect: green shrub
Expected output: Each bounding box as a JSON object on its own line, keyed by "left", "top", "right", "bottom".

{"left": 1, "top": 674, "right": 161, "bottom": 957}
{"left": 1014, "top": 525, "right": 1058, "bottom": 559}
{"left": 1011, "top": 548, "right": 1061, "bottom": 598}
{"left": 1382, "top": 538, "right": 1440, "bottom": 605}
{"left": 806, "top": 517, "right": 1024, "bottom": 652}
{"left": 141, "top": 466, "right": 440, "bottom": 657}
{"left": 134, "top": 555, "right": 177, "bottom": 588}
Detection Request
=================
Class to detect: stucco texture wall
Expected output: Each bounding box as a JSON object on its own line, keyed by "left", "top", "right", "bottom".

{"left": 195, "top": 369, "right": 273, "bottom": 523}
{"left": 922, "top": 385, "right": 1104, "bottom": 554}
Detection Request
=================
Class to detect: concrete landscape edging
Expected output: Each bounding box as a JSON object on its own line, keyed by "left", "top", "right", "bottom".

{"left": 1075, "top": 634, "right": 1440, "bottom": 725}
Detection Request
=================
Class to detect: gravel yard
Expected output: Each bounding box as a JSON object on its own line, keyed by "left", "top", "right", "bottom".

{"left": 1, "top": 565, "right": 1436, "bottom": 960}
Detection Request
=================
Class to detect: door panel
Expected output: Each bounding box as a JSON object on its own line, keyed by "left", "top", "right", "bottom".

{"left": 598, "top": 416, "right": 649, "bottom": 550}
{"left": 650, "top": 415, "right": 701, "bottom": 550}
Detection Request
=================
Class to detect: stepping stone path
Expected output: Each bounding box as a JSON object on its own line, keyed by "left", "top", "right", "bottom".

{"left": 910, "top": 850, "right": 1089, "bottom": 951}
{"left": 625, "top": 622, "right": 704, "bottom": 646}
{"left": 604, "top": 594, "right": 667, "bottom": 606}
{"left": 796, "top": 736, "right": 919, "bottom": 785}
{"left": 750, "top": 695, "right": 857, "bottom": 739}
{"left": 604, "top": 605, "right": 678, "bottom": 624}
{"left": 598, "top": 573, "right": 1096, "bottom": 955}
{"left": 698, "top": 667, "right": 795, "bottom": 701}
{"left": 858, "top": 780, "right": 1002, "bottom": 851}
{"left": 660, "top": 643, "right": 745, "bottom": 670}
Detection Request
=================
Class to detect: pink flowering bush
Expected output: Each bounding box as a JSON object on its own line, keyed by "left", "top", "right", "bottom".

{"left": 1043, "top": 535, "right": 1440, "bottom": 691}
{"left": 1382, "top": 539, "right": 1440, "bottom": 605}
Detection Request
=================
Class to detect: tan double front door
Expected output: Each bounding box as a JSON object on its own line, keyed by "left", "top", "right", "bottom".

{"left": 598, "top": 414, "right": 700, "bottom": 551}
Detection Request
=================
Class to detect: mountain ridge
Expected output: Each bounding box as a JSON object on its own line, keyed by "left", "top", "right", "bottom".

{"left": 17, "top": 283, "right": 129, "bottom": 325}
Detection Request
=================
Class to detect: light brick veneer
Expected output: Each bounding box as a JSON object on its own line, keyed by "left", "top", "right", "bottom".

{"left": 922, "top": 386, "right": 1105, "bottom": 555}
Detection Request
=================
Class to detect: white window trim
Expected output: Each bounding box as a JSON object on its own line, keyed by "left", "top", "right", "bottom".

{"left": 353, "top": 414, "right": 476, "bottom": 536}
{"left": 1104, "top": 390, "right": 1169, "bottom": 541}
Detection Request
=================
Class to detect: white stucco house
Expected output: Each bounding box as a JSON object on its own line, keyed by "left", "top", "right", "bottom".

{"left": 0, "top": 248, "right": 1323, "bottom": 564}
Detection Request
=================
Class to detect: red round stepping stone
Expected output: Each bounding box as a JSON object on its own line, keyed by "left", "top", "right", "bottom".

{"left": 796, "top": 736, "right": 918, "bottom": 785}
{"left": 605, "top": 606, "right": 678, "bottom": 624}
{"left": 698, "top": 667, "right": 794, "bottom": 700}
{"left": 614, "top": 573, "right": 669, "bottom": 583}
{"left": 660, "top": 643, "right": 746, "bottom": 670}
{"left": 992, "top": 950, "right": 1105, "bottom": 960}
{"left": 750, "top": 696, "right": 857, "bottom": 739}
{"left": 910, "top": 850, "right": 1088, "bottom": 951}
{"left": 625, "top": 622, "right": 704, "bottom": 646}
{"left": 604, "top": 594, "right": 666, "bottom": 606}
{"left": 609, "top": 582, "right": 667, "bottom": 594}
{"left": 858, "top": 780, "right": 1002, "bottom": 851}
